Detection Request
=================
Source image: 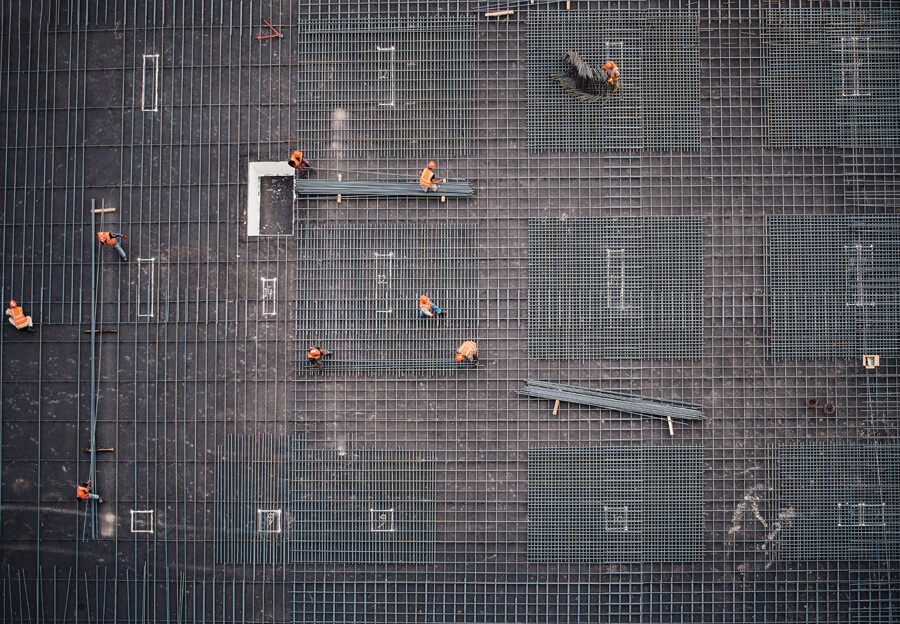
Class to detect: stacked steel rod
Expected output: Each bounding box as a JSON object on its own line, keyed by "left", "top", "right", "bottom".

{"left": 294, "top": 179, "right": 475, "bottom": 198}
{"left": 518, "top": 380, "right": 704, "bottom": 421}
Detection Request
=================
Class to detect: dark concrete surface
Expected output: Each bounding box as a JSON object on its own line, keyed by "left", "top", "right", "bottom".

{"left": 1, "top": 1, "right": 898, "bottom": 622}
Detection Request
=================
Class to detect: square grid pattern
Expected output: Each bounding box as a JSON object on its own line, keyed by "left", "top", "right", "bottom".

{"left": 295, "top": 222, "right": 478, "bottom": 372}
{"left": 770, "top": 216, "right": 900, "bottom": 359}
{"left": 526, "top": 10, "right": 700, "bottom": 151}
{"left": 762, "top": 7, "right": 900, "bottom": 148}
{"left": 776, "top": 444, "right": 900, "bottom": 561}
{"left": 528, "top": 217, "right": 703, "bottom": 359}
{"left": 528, "top": 446, "right": 705, "bottom": 563}
{"left": 298, "top": 17, "right": 475, "bottom": 160}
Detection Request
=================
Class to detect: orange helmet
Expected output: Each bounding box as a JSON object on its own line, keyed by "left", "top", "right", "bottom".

{"left": 428, "top": 161, "right": 436, "bottom": 169}
{"left": 9, "top": 300, "right": 16, "bottom": 308}
{"left": 455, "top": 353, "right": 464, "bottom": 362}
{"left": 419, "top": 295, "right": 429, "bottom": 304}
{"left": 308, "top": 348, "right": 321, "bottom": 357}
{"left": 297, "top": 151, "right": 303, "bottom": 159}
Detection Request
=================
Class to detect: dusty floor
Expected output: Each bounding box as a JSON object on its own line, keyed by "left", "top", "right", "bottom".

{"left": 1, "top": 1, "right": 898, "bottom": 622}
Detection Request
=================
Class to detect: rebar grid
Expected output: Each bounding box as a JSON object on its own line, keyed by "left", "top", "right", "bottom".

{"left": 0, "top": 1, "right": 899, "bottom": 623}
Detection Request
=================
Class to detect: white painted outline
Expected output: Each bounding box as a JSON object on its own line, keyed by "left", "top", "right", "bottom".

{"left": 142, "top": 54, "right": 160, "bottom": 112}
{"left": 130, "top": 509, "right": 154, "bottom": 533}
{"left": 247, "top": 161, "right": 295, "bottom": 237}
{"left": 261, "top": 277, "right": 277, "bottom": 317}
{"left": 257, "top": 509, "right": 283, "bottom": 534}
{"left": 136, "top": 258, "right": 157, "bottom": 318}
{"left": 370, "top": 508, "right": 395, "bottom": 532}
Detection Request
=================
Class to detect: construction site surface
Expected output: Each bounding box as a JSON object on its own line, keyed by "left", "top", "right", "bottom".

{"left": 1, "top": 1, "right": 899, "bottom": 622}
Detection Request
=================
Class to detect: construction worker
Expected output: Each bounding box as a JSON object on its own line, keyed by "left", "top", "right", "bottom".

{"left": 97, "top": 231, "right": 128, "bottom": 262}
{"left": 6, "top": 300, "right": 35, "bottom": 332}
{"left": 76, "top": 480, "right": 103, "bottom": 503}
{"left": 288, "top": 150, "right": 312, "bottom": 177}
{"left": 602, "top": 60, "right": 620, "bottom": 93}
{"left": 307, "top": 346, "right": 332, "bottom": 368}
{"left": 456, "top": 340, "right": 478, "bottom": 364}
{"left": 419, "top": 161, "right": 445, "bottom": 193}
{"left": 418, "top": 295, "right": 444, "bottom": 318}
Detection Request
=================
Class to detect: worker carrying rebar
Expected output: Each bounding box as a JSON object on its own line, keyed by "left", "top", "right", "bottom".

{"left": 307, "top": 346, "right": 332, "bottom": 368}
{"left": 418, "top": 295, "right": 444, "bottom": 318}
{"left": 419, "top": 161, "right": 446, "bottom": 193}
{"left": 76, "top": 480, "right": 103, "bottom": 503}
{"left": 6, "top": 300, "right": 35, "bottom": 332}
{"left": 456, "top": 340, "right": 478, "bottom": 364}
{"left": 97, "top": 231, "right": 128, "bottom": 262}
{"left": 602, "top": 60, "right": 620, "bottom": 93}
{"left": 288, "top": 150, "right": 312, "bottom": 177}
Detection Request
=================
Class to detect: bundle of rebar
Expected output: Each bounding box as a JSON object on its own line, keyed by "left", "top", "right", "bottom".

{"left": 294, "top": 179, "right": 475, "bottom": 198}
{"left": 303, "top": 360, "right": 472, "bottom": 372}
{"left": 518, "top": 380, "right": 704, "bottom": 421}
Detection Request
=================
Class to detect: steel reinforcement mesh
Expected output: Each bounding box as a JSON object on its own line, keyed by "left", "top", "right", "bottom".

{"left": 761, "top": 7, "right": 900, "bottom": 149}
{"left": 1, "top": 1, "right": 899, "bottom": 624}
{"left": 298, "top": 17, "right": 475, "bottom": 161}
{"left": 526, "top": 10, "right": 700, "bottom": 151}
{"left": 527, "top": 446, "right": 704, "bottom": 563}
{"left": 295, "top": 221, "right": 479, "bottom": 372}
{"left": 770, "top": 215, "right": 900, "bottom": 359}
{"left": 528, "top": 217, "right": 704, "bottom": 359}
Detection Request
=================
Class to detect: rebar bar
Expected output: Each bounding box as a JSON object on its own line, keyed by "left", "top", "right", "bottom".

{"left": 294, "top": 179, "right": 475, "bottom": 199}
{"left": 518, "top": 380, "right": 704, "bottom": 421}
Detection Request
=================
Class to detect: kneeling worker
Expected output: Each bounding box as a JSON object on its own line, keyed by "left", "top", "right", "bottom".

{"left": 6, "top": 300, "right": 35, "bottom": 332}
{"left": 307, "top": 346, "right": 332, "bottom": 368}
{"left": 419, "top": 161, "right": 446, "bottom": 193}
{"left": 456, "top": 340, "right": 478, "bottom": 364}
{"left": 418, "top": 295, "right": 444, "bottom": 318}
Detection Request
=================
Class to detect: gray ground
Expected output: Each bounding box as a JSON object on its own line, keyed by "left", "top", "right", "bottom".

{"left": 1, "top": 1, "right": 898, "bottom": 622}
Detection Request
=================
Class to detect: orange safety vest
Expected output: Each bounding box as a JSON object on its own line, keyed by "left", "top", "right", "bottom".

{"left": 457, "top": 340, "right": 477, "bottom": 360}
{"left": 289, "top": 150, "right": 305, "bottom": 168}
{"left": 307, "top": 348, "right": 322, "bottom": 360}
{"left": 419, "top": 167, "right": 435, "bottom": 188}
{"left": 76, "top": 485, "right": 91, "bottom": 500}
{"left": 604, "top": 61, "right": 619, "bottom": 82}
{"left": 419, "top": 297, "right": 432, "bottom": 314}
{"left": 8, "top": 306, "right": 28, "bottom": 328}
{"left": 97, "top": 232, "right": 115, "bottom": 246}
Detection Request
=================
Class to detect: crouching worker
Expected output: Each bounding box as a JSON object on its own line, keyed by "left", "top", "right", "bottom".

{"left": 456, "top": 340, "right": 478, "bottom": 364}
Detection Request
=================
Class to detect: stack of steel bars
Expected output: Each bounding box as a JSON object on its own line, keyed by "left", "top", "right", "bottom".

{"left": 294, "top": 179, "right": 475, "bottom": 198}
{"left": 518, "top": 380, "right": 704, "bottom": 421}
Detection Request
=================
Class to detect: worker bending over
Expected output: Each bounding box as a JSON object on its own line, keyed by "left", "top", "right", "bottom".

{"left": 418, "top": 295, "right": 444, "bottom": 318}
{"left": 419, "top": 161, "right": 445, "bottom": 193}
{"left": 6, "top": 300, "right": 35, "bottom": 332}
{"left": 97, "top": 231, "right": 128, "bottom": 262}
{"left": 76, "top": 480, "right": 103, "bottom": 503}
{"left": 289, "top": 150, "right": 312, "bottom": 177}
{"left": 456, "top": 340, "right": 478, "bottom": 364}
{"left": 307, "top": 346, "right": 332, "bottom": 368}
{"left": 602, "top": 60, "right": 620, "bottom": 93}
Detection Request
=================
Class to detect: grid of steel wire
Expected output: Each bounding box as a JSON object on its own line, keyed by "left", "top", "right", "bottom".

{"left": 775, "top": 444, "right": 900, "bottom": 561}
{"left": 528, "top": 217, "right": 704, "bottom": 359}
{"left": 770, "top": 215, "right": 900, "bottom": 359}
{"left": 761, "top": 7, "right": 900, "bottom": 148}
{"left": 527, "top": 446, "right": 704, "bottom": 563}
{"left": 1, "top": 1, "right": 899, "bottom": 623}
{"left": 298, "top": 17, "right": 475, "bottom": 161}
{"left": 526, "top": 10, "right": 700, "bottom": 151}
{"left": 295, "top": 222, "right": 479, "bottom": 372}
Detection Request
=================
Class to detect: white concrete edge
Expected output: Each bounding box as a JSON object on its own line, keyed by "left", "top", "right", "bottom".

{"left": 247, "top": 161, "right": 295, "bottom": 237}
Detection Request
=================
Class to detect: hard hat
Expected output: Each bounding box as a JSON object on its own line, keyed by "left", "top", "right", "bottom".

{"left": 9, "top": 300, "right": 16, "bottom": 308}
{"left": 428, "top": 161, "right": 436, "bottom": 169}
{"left": 419, "top": 295, "right": 429, "bottom": 303}
{"left": 455, "top": 353, "right": 464, "bottom": 362}
{"left": 297, "top": 151, "right": 303, "bottom": 159}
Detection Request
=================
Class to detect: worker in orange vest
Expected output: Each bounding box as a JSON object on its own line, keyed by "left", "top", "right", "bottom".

{"left": 97, "top": 231, "right": 128, "bottom": 261}
{"left": 456, "top": 340, "right": 478, "bottom": 364}
{"left": 307, "top": 346, "right": 332, "bottom": 368}
{"left": 76, "top": 480, "right": 103, "bottom": 503}
{"left": 602, "top": 60, "right": 620, "bottom": 93}
{"left": 418, "top": 295, "right": 444, "bottom": 318}
{"left": 419, "top": 161, "right": 446, "bottom": 193}
{"left": 6, "top": 300, "right": 35, "bottom": 332}
{"left": 288, "top": 150, "right": 312, "bottom": 177}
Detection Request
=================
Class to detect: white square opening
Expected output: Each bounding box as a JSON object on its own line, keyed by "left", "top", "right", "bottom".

{"left": 247, "top": 161, "right": 295, "bottom": 237}
{"left": 130, "top": 510, "right": 154, "bottom": 533}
